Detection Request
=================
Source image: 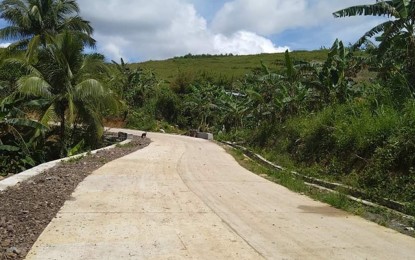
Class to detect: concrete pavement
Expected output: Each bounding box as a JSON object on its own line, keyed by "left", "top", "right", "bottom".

{"left": 26, "top": 130, "right": 415, "bottom": 259}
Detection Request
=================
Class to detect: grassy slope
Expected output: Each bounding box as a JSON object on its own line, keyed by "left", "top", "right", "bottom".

{"left": 134, "top": 50, "right": 329, "bottom": 83}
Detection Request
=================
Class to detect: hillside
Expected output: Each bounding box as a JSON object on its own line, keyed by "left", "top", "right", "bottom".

{"left": 134, "top": 50, "right": 329, "bottom": 84}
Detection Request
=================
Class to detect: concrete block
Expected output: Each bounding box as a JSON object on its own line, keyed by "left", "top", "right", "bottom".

{"left": 197, "top": 132, "right": 214, "bottom": 140}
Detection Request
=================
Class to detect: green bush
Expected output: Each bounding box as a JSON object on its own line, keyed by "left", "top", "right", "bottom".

{"left": 284, "top": 106, "right": 336, "bottom": 163}
{"left": 155, "top": 87, "right": 181, "bottom": 122}
{"left": 126, "top": 105, "right": 157, "bottom": 131}
{"left": 333, "top": 102, "right": 399, "bottom": 155}
{"left": 358, "top": 100, "right": 415, "bottom": 203}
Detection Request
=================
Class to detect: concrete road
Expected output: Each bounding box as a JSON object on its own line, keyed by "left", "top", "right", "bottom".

{"left": 26, "top": 131, "right": 415, "bottom": 259}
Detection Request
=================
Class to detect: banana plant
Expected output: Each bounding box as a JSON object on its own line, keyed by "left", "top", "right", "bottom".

{"left": 182, "top": 83, "right": 220, "bottom": 132}
{"left": 0, "top": 95, "right": 48, "bottom": 174}
{"left": 217, "top": 87, "right": 250, "bottom": 131}
{"left": 334, "top": 0, "right": 415, "bottom": 93}
{"left": 318, "top": 39, "right": 360, "bottom": 103}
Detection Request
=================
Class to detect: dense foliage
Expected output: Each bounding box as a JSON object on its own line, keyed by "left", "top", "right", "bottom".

{"left": 0, "top": 0, "right": 117, "bottom": 174}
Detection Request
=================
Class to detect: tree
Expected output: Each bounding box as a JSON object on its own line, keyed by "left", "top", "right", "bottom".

{"left": 14, "top": 31, "right": 118, "bottom": 155}
{"left": 318, "top": 39, "right": 361, "bottom": 103}
{"left": 0, "top": 0, "right": 95, "bottom": 52}
{"left": 218, "top": 89, "right": 249, "bottom": 131}
{"left": 242, "top": 52, "right": 314, "bottom": 124}
{"left": 334, "top": 0, "right": 415, "bottom": 93}
{"left": 110, "top": 58, "right": 158, "bottom": 109}
{"left": 183, "top": 83, "right": 220, "bottom": 131}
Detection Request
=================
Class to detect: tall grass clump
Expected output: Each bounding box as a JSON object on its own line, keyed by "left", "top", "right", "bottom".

{"left": 359, "top": 100, "right": 415, "bottom": 206}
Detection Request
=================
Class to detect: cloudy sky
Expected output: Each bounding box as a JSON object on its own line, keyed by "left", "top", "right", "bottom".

{"left": 1, "top": 0, "right": 386, "bottom": 62}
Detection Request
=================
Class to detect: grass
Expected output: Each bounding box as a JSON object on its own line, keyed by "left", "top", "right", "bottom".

{"left": 134, "top": 50, "right": 329, "bottom": 85}
{"left": 224, "top": 144, "right": 415, "bottom": 237}
{"left": 115, "top": 141, "right": 136, "bottom": 149}
{"left": 62, "top": 151, "right": 90, "bottom": 163}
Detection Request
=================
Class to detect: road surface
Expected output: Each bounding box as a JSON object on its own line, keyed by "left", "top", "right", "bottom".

{"left": 26, "top": 130, "right": 415, "bottom": 259}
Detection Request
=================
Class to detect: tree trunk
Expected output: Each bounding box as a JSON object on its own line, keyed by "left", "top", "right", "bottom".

{"left": 60, "top": 108, "right": 66, "bottom": 157}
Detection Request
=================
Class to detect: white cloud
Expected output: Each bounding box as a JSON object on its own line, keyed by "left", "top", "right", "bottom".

{"left": 0, "top": 42, "right": 10, "bottom": 48}
{"left": 78, "top": 0, "right": 289, "bottom": 61}
{"left": 95, "top": 35, "right": 129, "bottom": 62}
{"left": 214, "top": 31, "right": 289, "bottom": 55}
{"left": 73, "top": 0, "right": 387, "bottom": 61}
{"left": 212, "top": 0, "right": 309, "bottom": 35}
{"left": 79, "top": 0, "right": 212, "bottom": 60}
{"left": 211, "top": 0, "right": 381, "bottom": 35}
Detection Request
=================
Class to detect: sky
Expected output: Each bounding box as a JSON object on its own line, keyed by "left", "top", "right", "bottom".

{"left": 0, "top": 0, "right": 386, "bottom": 62}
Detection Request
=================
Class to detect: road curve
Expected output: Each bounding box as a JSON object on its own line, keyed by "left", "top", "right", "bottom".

{"left": 26, "top": 130, "right": 415, "bottom": 259}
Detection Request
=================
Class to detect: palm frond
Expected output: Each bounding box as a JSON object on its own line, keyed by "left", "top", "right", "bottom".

{"left": 17, "top": 75, "right": 52, "bottom": 98}
{"left": 74, "top": 79, "right": 104, "bottom": 101}
{"left": 0, "top": 26, "right": 26, "bottom": 41}
{"left": 80, "top": 54, "right": 109, "bottom": 75}
{"left": 39, "top": 103, "right": 56, "bottom": 125}
{"left": 26, "top": 34, "right": 41, "bottom": 63}
{"left": 7, "top": 38, "right": 31, "bottom": 50}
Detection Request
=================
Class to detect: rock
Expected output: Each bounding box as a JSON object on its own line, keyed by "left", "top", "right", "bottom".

{"left": 1, "top": 239, "right": 10, "bottom": 247}
{"left": 5, "top": 252, "right": 16, "bottom": 258}
{"left": 0, "top": 217, "right": 6, "bottom": 227}
{"left": 6, "top": 247, "right": 21, "bottom": 255}
{"left": 405, "top": 227, "right": 414, "bottom": 232}
{"left": 7, "top": 225, "right": 14, "bottom": 233}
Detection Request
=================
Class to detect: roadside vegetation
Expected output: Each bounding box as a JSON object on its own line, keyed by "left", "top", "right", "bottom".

{"left": 0, "top": 0, "right": 414, "bottom": 218}
{"left": 126, "top": 0, "right": 415, "bottom": 216}
{"left": 0, "top": 0, "right": 119, "bottom": 174}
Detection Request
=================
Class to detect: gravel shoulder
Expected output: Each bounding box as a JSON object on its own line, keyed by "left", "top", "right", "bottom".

{"left": 0, "top": 137, "right": 150, "bottom": 259}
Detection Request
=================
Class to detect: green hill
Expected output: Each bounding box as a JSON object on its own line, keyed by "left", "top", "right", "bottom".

{"left": 133, "top": 50, "right": 329, "bottom": 85}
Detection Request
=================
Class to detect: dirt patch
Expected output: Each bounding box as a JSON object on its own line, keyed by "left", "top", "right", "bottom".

{"left": 0, "top": 137, "right": 150, "bottom": 260}
{"left": 103, "top": 117, "right": 127, "bottom": 128}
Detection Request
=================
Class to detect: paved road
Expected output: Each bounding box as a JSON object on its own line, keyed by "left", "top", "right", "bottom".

{"left": 26, "top": 130, "right": 415, "bottom": 259}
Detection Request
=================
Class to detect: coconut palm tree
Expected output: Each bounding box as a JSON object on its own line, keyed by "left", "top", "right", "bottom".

{"left": 15, "top": 31, "right": 118, "bottom": 155}
{"left": 333, "top": 0, "right": 415, "bottom": 92}
{"left": 0, "top": 0, "right": 95, "bottom": 51}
